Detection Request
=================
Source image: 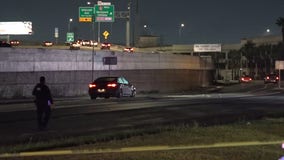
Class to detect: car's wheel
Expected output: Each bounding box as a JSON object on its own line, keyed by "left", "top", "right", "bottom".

{"left": 104, "top": 95, "right": 110, "bottom": 99}
{"left": 130, "top": 90, "right": 136, "bottom": 97}
{"left": 90, "top": 95, "right": 97, "bottom": 100}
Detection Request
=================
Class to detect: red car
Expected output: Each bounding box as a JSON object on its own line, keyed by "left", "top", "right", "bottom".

{"left": 10, "top": 40, "right": 20, "bottom": 46}
{"left": 101, "top": 42, "right": 111, "bottom": 50}
{"left": 264, "top": 74, "right": 279, "bottom": 84}
{"left": 240, "top": 75, "right": 252, "bottom": 83}
{"left": 123, "top": 47, "right": 134, "bottom": 53}
{"left": 42, "top": 41, "right": 53, "bottom": 47}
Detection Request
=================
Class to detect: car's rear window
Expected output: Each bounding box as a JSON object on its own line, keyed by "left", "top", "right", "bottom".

{"left": 268, "top": 74, "right": 277, "bottom": 77}
{"left": 95, "top": 77, "right": 117, "bottom": 83}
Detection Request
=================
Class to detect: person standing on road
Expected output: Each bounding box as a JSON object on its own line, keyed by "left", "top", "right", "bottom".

{"left": 32, "top": 76, "right": 53, "bottom": 130}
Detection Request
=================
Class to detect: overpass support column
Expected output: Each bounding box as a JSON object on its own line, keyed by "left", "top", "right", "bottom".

{"left": 225, "top": 51, "right": 229, "bottom": 70}
{"left": 126, "top": 20, "right": 130, "bottom": 47}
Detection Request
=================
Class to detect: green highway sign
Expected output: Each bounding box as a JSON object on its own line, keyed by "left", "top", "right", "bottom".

{"left": 66, "top": 32, "right": 74, "bottom": 42}
{"left": 94, "top": 5, "right": 115, "bottom": 22}
{"left": 79, "top": 7, "right": 94, "bottom": 22}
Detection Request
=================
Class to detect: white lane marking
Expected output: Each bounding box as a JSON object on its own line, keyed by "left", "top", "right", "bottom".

{"left": 166, "top": 93, "right": 254, "bottom": 99}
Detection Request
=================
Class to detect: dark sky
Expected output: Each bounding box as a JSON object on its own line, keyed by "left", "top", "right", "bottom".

{"left": 0, "top": 0, "right": 283, "bottom": 45}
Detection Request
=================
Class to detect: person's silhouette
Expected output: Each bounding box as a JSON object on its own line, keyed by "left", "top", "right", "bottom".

{"left": 32, "top": 76, "right": 53, "bottom": 130}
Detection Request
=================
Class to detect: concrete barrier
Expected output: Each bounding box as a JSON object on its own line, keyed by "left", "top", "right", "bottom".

{"left": 0, "top": 48, "right": 214, "bottom": 98}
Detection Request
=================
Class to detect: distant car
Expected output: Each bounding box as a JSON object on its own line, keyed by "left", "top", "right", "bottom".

{"left": 123, "top": 47, "right": 134, "bottom": 53}
{"left": 240, "top": 75, "right": 252, "bottom": 83}
{"left": 10, "top": 40, "right": 20, "bottom": 46}
{"left": 65, "top": 41, "right": 72, "bottom": 46}
{"left": 81, "top": 40, "right": 91, "bottom": 46}
{"left": 90, "top": 40, "right": 98, "bottom": 47}
{"left": 88, "top": 76, "right": 136, "bottom": 99}
{"left": 0, "top": 41, "right": 11, "bottom": 47}
{"left": 42, "top": 41, "right": 53, "bottom": 47}
{"left": 264, "top": 74, "right": 279, "bottom": 84}
{"left": 76, "top": 39, "right": 83, "bottom": 44}
{"left": 101, "top": 42, "right": 111, "bottom": 50}
{"left": 69, "top": 42, "right": 81, "bottom": 50}
{"left": 81, "top": 40, "right": 98, "bottom": 47}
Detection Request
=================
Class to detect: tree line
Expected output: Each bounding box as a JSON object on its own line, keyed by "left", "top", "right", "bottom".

{"left": 226, "top": 17, "right": 284, "bottom": 80}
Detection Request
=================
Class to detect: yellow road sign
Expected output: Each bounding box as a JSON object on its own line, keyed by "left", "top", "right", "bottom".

{"left": 79, "top": 17, "right": 92, "bottom": 22}
{"left": 103, "top": 31, "right": 110, "bottom": 39}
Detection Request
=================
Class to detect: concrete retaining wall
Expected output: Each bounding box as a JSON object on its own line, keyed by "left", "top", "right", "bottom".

{"left": 0, "top": 48, "right": 214, "bottom": 98}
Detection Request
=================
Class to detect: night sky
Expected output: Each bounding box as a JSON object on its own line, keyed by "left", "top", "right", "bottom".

{"left": 0, "top": 0, "right": 283, "bottom": 45}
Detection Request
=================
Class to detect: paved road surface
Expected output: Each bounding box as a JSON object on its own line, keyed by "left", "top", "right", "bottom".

{"left": 0, "top": 82, "right": 284, "bottom": 145}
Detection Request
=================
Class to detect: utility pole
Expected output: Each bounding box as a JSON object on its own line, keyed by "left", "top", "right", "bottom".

{"left": 133, "top": 0, "right": 139, "bottom": 47}
{"left": 126, "top": 1, "right": 131, "bottom": 47}
{"left": 115, "top": 0, "right": 131, "bottom": 47}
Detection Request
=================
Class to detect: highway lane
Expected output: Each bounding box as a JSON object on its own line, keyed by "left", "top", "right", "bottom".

{"left": 15, "top": 44, "right": 132, "bottom": 53}
{"left": 1, "top": 83, "right": 284, "bottom": 145}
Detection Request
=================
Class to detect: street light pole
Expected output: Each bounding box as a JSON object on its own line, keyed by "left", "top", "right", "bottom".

{"left": 98, "top": 22, "right": 101, "bottom": 43}
{"left": 143, "top": 24, "right": 147, "bottom": 35}
{"left": 87, "top": 1, "right": 96, "bottom": 81}
{"left": 68, "top": 18, "right": 73, "bottom": 32}
{"left": 179, "top": 23, "right": 185, "bottom": 43}
{"left": 126, "top": 0, "right": 131, "bottom": 47}
{"left": 92, "top": 14, "right": 96, "bottom": 81}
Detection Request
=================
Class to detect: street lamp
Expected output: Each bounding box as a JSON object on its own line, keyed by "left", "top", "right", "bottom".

{"left": 143, "top": 24, "right": 153, "bottom": 35}
{"left": 179, "top": 23, "right": 185, "bottom": 36}
{"left": 68, "top": 18, "right": 73, "bottom": 32}
{"left": 178, "top": 23, "right": 185, "bottom": 43}
{"left": 264, "top": 28, "right": 272, "bottom": 36}
{"left": 143, "top": 24, "right": 147, "bottom": 35}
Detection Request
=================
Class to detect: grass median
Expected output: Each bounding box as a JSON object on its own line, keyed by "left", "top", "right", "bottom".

{"left": 1, "top": 118, "right": 284, "bottom": 159}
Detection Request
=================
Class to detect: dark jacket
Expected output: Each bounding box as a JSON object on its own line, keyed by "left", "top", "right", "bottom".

{"left": 32, "top": 83, "right": 53, "bottom": 107}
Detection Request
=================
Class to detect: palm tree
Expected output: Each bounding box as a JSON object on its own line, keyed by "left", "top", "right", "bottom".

{"left": 228, "top": 50, "right": 241, "bottom": 80}
{"left": 274, "top": 42, "right": 284, "bottom": 59}
{"left": 256, "top": 44, "right": 276, "bottom": 77}
{"left": 240, "top": 41, "right": 257, "bottom": 78}
{"left": 276, "top": 17, "right": 284, "bottom": 42}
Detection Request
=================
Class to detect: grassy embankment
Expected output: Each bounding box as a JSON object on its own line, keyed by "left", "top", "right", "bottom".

{"left": 1, "top": 118, "right": 284, "bottom": 160}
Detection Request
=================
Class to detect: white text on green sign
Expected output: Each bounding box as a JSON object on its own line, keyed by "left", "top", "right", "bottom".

{"left": 79, "top": 7, "right": 94, "bottom": 22}
{"left": 66, "top": 32, "right": 74, "bottom": 42}
{"left": 94, "top": 5, "right": 115, "bottom": 22}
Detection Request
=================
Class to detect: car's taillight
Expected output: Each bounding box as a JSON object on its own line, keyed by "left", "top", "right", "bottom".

{"left": 276, "top": 77, "right": 279, "bottom": 80}
{"left": 241, "top": 78, "right": 245, "bottom": 81}
{"left": 107, "top": 83, "right": 117, "bottom": 87}
{"left": 89, "top": 84, "right": 96, "bottom": 88}
{"left": 266, "top": 76, "right": 270, "bottom": 80}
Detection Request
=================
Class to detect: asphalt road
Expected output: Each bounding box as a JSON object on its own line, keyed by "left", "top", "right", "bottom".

{"left": 0, "top": 81, "right": 284, "bottom": 145}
